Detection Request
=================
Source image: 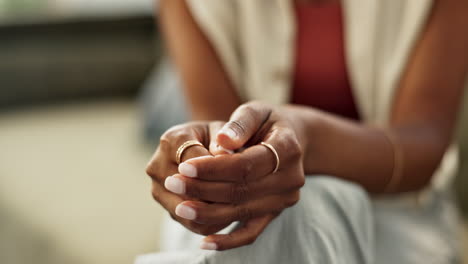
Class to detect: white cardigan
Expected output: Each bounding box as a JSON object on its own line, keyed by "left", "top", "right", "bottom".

{"left": 186, "top": 0, "right": 460, "bottom": 201}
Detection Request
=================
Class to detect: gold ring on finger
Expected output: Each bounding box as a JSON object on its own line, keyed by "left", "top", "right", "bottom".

{"left": 176, "top": 140, "right": 204, "bottom": 164}
{"left": 260, "top": 142, "right": 280, "bottom": 174}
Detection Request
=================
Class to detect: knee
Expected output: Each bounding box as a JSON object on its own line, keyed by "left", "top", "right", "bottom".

{"left": 302, "top": 176, "right": 374, "bottom": 253}
{"left": 296, "top": 176, "right": 373, "bottom": 226}
{"left": 304, "top": 176, "right": 370, "bottom": 205}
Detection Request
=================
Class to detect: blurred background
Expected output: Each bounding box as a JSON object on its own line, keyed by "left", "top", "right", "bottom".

{"left": 0, "top": 1, "right": 466, "bottom": 264}
{"left": 0, "top": 1, "right": 171, "bottom": 263}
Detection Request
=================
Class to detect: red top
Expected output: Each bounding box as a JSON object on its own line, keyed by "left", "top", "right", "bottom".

{"left": 291, "top": 2, "right": 360, "bottom": 120}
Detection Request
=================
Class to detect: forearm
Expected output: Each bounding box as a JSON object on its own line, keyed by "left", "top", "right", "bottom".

{"left": 159, "top": 0, "right": 241, "bottom": 122}
{"left": 282, "top": 104, "right": 449, "bottom": 194}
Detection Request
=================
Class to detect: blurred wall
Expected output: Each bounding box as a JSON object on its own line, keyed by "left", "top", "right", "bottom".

{"left": 0, "top": 15, "right": 158, "bottom": 109}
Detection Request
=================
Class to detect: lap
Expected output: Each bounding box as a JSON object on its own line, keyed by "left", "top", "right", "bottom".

{"left": 373, "top": 191, "right": 460, "bottom": 264}
{"left": 136, "top": 176, "right": 459, "bottom": 264}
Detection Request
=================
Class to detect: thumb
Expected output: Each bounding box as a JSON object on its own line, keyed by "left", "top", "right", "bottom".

{"left": 216, "top": 102, "right": 272, "bottom": 150}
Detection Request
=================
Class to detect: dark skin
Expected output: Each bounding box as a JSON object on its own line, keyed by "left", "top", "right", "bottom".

{"left": 147, "top": 0, "right": 468, "bottom": 251}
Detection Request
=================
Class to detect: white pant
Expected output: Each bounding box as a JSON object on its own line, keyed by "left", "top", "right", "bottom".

{"left": 136, "top": 176, "right": 460, "bottom": 264}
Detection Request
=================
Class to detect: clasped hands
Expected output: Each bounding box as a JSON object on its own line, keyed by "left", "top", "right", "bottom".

{"left": 146, "top": 102, "right": 305, "bottom": 251}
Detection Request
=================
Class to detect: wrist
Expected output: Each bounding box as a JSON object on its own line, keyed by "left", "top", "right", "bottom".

{"left": 280, "top": 105, "right": 328, "bottom": 173}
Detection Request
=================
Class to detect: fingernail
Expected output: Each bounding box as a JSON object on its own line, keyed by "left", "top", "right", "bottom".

{"left": 219, "top": 128, "right": 237, "bottom": 140}
{"left": 164, "top": 176, "right": 185, "bottom": 194}
{"left": 217, "top": 144, "right": 234, "bottom": 155}
{"left": 200, "top": 242, "right": 217, "bottom": 250}
{"left": 178, "top": 162, "right": 197, "bottom": 178}
{"left": 186, "top": 155, "right": 212, "bottom": 162}
{"left": 175, "top": 204, "right": 196, "bottom": 220}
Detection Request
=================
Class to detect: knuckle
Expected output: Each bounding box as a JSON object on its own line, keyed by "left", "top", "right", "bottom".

{"left": 236, "top": 206, "right": 253, "bottom": 221}
{"left": 145, "top": 164, "right": 156, "bottom": 178}
{"left": 160, "top": 125, "right": 191, "bottom": 146}
{"left": 281, "top": 130, "right": 303, "bottom": 162}
{"left": 151, "top": 186, "right": 160, "bottom": 202}
{"left": 229, "top": 183, "right": 249, "bottom": 204}
{"left": 158, "top": 135, "right": 171, "bottom": 152}
{"left": 291, "top": 173, "right": 306, "bottom": 190}
{"left": 186, "top": 221, "right": 200, "bottom": 231}
{"left": 145, "top": 154, "right": 159, "bottom": 178}
{"left": 290, "top": 141, "right": 303, "bottom": 160}
{"left": 239, "top": 156, "right": 254, "bottom": 183}
{"left": 198, "top": 227, "right": 214, "bottom": 236}
{"left": 227, "top": 119, "right": 247, "bottom": 137}
{"left": 289, "top": 135, "right": 303, "bottom": 157}
{"left": 145, "top": 159, "right": 165, "bottom": 182}
{"left": 285, "top": 191, "right": 301, "bottom": 208}
{"left": 246, "top": 236, "right": 257, "bottom": 245}
{"left": 165, "top": 124, "right": 187, "bottom": 136}
{"left": 200, "top": 162, "right": 216, "bottom": 180}
{"left": 297, "top": 175, "right": 306, "bottom": 189}
{"left": 188, "top": 223, "right": 212, "bottom": 236}
{"left": 186, "top": 181, "right": 202, "bottom": 199}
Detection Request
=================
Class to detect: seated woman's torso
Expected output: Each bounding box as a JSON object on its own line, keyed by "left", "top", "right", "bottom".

{"left": 291, "top": 1, "right": 360, "bottom": 120}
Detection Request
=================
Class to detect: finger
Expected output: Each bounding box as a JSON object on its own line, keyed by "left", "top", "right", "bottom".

{"left": 152, "top": 180, "right": 185, "bottom": 215}
{"left": 147, "top": 160, "right": 179, "bottom": 185}
{"left": 165, "top": 172, "right": 302, "bottom": 204}
{"left": 175, "top": 192, "right": 299, "bottom": 224}
{"left": 179, "top": 122, "right": 304, "bottom": 184}
{"left": 178, "top": 137, "right": 288, "bottom": 182}
{"left": 260, "top": 122, "right": 303, "bottom": 173}
{"left": 147, "top": 124, "right": 212, "bottom": 183}
{"left": 177, "top": 145, "right": 272, "bottom": 182}
{"left": 152, "top": 180, "right": 228, "bottom": 235}
{"left": 166, "top": 174, "right": 251, "bottom": 203}
{"left": 208, "top": 122, "right": 233, "bottom": 155}
{"left": 216, "top": 102, "right": 273, "bottom": 150}
{"left": 201, "top": 215, "right": 275, "bottom": 251}
{"left": 159, "top": 123, "right": 212, "bottom": 164}
{"left": 146, "top": 148, "right": 178, "bottom": 185}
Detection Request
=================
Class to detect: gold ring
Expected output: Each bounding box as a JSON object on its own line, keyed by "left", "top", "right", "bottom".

{"left": 176, "top": 140, "right": 203, "bottom": 164}
{"left": 261, "top": 142, "right": 280, "bottom": 174}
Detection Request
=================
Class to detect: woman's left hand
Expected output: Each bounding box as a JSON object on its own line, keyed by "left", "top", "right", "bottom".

{"left": 164, "top": 102, "right": 306, "bottom": 250}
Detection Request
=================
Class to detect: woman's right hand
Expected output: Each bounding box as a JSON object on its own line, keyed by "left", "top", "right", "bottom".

{"left": 145, "top": 121, "right": 232, "bottom": 235}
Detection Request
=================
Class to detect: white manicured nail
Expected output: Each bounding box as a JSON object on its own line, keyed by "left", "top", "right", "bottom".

{"left": 186, "top": 155, "right": 212, "bottom": 162}
{"left": 178, "top": 162, "right": 197, "bottom": 177}
{"left": 175, "top": 204, "right": 196, "bottom": 220}
{"left": 164, "top": 176, "right": 185, "bottom": 194}
{"left": 200, "top": 242, "right": 217, "bottom": 250}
